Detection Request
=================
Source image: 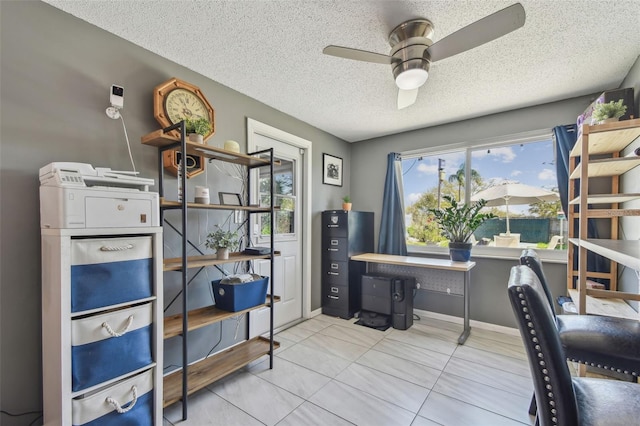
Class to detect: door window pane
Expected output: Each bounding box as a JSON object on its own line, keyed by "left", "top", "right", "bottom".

{"left": 259, "top": 158, "right": 295, "bottom": 236}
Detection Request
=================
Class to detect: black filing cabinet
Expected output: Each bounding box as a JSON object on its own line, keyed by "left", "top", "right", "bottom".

{"left": 321, "top": 210, "right": 374, "bottom": 318}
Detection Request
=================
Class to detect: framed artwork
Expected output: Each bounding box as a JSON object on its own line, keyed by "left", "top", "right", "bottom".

{"left": 219, "top": 192, "right": 242, "bottom": 206}
{"left": 323, "top": 153, "right": 343, "bottom": 186}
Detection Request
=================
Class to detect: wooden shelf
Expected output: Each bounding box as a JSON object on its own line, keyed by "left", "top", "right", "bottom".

{"left": 568, "top": 289, "right": 640, "bottom": 321}
{"left": 160, "top": 197, "right": 278, "bottom": 213}
{"left": 163, "top": 251, "right": 279, "bottom": 271}
{"left": 164, "top": 296, "right": 281, "bottom": 339}
{"left": 569, "top": 193, "right": 640, "bottom": 205}
{"left": 569, "top": 156, "right": 640, "bottom": 179}
{"left": 576, "top": 239, "right": 640, "bottom": 271}
{"left": 163, "top": 337, "right": 279, "bottom": 407}
{"left": 570, "top": 118, "right": 640, "bottom": 157}
{"left": 141, "top": 129, "right": 272, "bottom": 168}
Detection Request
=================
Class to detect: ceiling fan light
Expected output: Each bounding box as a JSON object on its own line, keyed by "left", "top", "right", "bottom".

{"left": 395, "top": 68, "right": 428, "bottom": 90}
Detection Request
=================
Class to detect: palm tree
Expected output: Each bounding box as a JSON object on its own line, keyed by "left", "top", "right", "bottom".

{"left": 448, "top": 163, "right": 482, "bottom": 201}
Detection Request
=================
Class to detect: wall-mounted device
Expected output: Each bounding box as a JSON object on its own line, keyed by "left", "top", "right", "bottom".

{"left": 106, "top": 84, "right": 124, "bottom": 119}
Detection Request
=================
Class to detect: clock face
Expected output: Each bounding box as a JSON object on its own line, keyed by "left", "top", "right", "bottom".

{"left": 164, "top": 88, "right": 209, "bottom": 124}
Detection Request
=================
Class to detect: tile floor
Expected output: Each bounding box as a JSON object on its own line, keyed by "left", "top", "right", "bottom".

{"left": 163, "top": 314, "right": 536, "bottom": 426}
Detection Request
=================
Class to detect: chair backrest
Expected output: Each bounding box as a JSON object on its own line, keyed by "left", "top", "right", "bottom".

{"left": 500, "top": 232, "right": 521, "bottom": 244}
{"left": 508, "top": 265, "right": 578, "bottom": 426}
{"left": 547, "top": 235, "right": 562, "bottom": 250}
{"left": 495, "top": 235, "right": 518, "bottom": 247}
{"left": 520, "top": 249, "right": 556, "bottom": 317}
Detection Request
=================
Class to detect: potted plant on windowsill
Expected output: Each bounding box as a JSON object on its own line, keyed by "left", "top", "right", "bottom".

{"left": 427, "top": 195, "right": 495, "bottom": 262}
{"left": 184, "top": 117, "right": 212, "bottom": 144}
{"left": 205, "top": 225, "right": 239, "bottom": 260}
{"left": 592, "top": 99, "right": 627, "bottom": 124}
{"left": 342, "top": 195, "right": 352, "bottom": 211}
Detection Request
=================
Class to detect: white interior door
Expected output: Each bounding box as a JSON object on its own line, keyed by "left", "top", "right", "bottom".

{"left": 247, "top": 120, "right": 311, "bottom": 337}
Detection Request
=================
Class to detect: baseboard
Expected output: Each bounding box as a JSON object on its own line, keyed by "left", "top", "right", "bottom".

{"left": 414, "top": 308, "right": 520, "bottom": 337}
{"left": 308, "top": 308, "right": 322, "bottom": 318}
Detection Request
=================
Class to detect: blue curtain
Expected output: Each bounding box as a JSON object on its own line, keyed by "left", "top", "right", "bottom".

{"left": 378, "top": 153, "right": 407, "bottom": 255}
{"left": 553, "top": 125, "right": 609, "bottom": 286}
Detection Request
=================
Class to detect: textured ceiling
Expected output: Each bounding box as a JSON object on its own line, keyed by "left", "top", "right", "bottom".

{"left": 43, "top": 0, "right": 640, "bottom": 142}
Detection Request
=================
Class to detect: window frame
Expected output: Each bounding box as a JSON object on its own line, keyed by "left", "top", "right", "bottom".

{"left": 401, "top": 128, "right": 567, "bottom": 264}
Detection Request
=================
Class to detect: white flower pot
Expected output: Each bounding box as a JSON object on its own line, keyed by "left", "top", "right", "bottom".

{"left": 216, "top": 247, "right": 229, "bottom": 260}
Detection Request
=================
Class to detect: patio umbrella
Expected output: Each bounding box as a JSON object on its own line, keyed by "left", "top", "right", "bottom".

{"left": 470, "top": 183, "right": 559, "bottom": 234}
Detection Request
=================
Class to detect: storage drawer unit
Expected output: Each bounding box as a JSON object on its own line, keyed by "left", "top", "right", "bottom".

{"left": 321, "top": 211, "right": 373, "bottom": 318}
{"left": 41, "top": 228, "right": 163, "bottom": 426}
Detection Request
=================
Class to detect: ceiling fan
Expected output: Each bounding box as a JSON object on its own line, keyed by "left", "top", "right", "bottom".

{"left": 323, "top": 3, "right": 526, "bottom": 109}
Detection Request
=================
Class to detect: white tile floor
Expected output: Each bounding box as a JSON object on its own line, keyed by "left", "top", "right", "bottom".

{"left": 163, "top": 314, "right": 536, "bottom": 426}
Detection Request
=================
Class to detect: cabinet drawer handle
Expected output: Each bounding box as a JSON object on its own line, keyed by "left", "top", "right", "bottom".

{"left": 331, "top": 263, "right": 338, "bottom": 269}
{"left": 330, "top": 240, "right": 338, "bottom": 245}
{"left": 106, "top": 385, "right": 138, "bottom": 414}
{"left": 331, "top": 287, "right": 339, "bottom": 293}
{"left": 327, "top": 272, "right": 339, "bottom": 276}
{"left": 102, "top": 315, "right": 134, "bottom": 337}
{"left": 100, "top": 244, "right": 134, "bottom": 252}
{"left": 327, "top": 295, "right": 339, "bottom": 300}
{"left": 327, "top": 224, "right": 338, "bottom": 228}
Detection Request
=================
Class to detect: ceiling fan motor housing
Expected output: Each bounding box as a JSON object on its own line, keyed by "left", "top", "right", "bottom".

{"left": 389, "top": 19, "right": 434, "bottom": 87}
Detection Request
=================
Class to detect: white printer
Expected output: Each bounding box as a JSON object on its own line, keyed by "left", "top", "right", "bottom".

{"left": 39, "top": 162, "right": 160, "bottom": 229}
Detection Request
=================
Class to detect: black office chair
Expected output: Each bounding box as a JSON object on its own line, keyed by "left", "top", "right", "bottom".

{"left": 520, "top": 249, "right": 640, "bottom": 377}
{"left": 508, "top": 265, "right": 640, "bottom": 426}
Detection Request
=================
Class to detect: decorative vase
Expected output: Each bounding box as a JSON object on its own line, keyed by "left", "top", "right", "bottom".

{"left": 449, "top": 242, "right": 472, "bottom": 262}
{"left": 342, "top": 202, "right": 352, "bottom": 211}
{"left": 216, "top": 247, "right": 229, "bottom": 260}
{"left": 189, "top": 133, "right": 204, "bottom": 144}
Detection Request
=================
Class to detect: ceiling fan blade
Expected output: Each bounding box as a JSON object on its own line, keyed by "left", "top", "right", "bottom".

{"left": 323, "top": 45, "right": 393, "bottom": 65}
{"left": 397, "top": 88, "right": 419, "bottom": 109}
{"left": 426, "top": 3, "right": 525, "bottom": 62}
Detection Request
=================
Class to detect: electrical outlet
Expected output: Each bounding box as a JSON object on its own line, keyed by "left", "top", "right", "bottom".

{"left": 447, "top": 288, "right": 451, "bottom": 295}
{"left": 416, "top": 282, "right": 421, "bottom": 289}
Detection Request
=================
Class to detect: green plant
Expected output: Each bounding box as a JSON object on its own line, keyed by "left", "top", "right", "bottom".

{"left": 342, "top": 195, "right": 351, "bottom": 203}
{"left": 592, "top": 99, "right": 627, "bottom": 122}
{"left": 184, "top": 117, "right": 212, "bottom": 135}
{"left": 426, "top": 195, "right": 495, "bottom": 243}
{"left": 205, "top": 225, "right": 239, "bottom": 250}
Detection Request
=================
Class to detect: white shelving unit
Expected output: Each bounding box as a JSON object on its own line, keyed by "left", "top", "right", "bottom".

{"left": 41, "top": 227, "right": 164, "bottom": 425}
{"left": 567, "top": 118, "right": 640, "bottom": 318}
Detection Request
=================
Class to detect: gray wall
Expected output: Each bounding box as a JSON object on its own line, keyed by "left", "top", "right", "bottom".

{"left": 350, "top": 96, "right": 599, "bottom": 327}
{"left": 0, "top": 1, "right": 349, "bottom": 420}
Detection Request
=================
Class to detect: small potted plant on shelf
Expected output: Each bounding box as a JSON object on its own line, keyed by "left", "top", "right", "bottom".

{"left": 184, "top": 117, "right": 212, "bottom": 144}
{"left": 427, "top": 195, "right": 495, "bottom": 262}
{"left": 205, "top": 225, "right": 239, "bottom": 260}
{"left": 342, "top": 195, "right": 352, "bottom": 211}
{"left": 592, "top": 99, "right": 627, "bottom": 124}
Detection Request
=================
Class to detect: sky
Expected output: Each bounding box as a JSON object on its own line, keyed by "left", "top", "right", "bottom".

{"left": 402, "top": 138, "right": 557, "bottom": 215}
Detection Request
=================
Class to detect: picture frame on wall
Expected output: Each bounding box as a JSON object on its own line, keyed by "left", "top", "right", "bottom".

{"left": 323, "top": 153, "right": 343, "bottom": 186}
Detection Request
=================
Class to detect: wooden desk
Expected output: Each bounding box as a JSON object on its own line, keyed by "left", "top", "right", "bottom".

{"left": 350, "top": 253, "right": 476, "bottom": 344}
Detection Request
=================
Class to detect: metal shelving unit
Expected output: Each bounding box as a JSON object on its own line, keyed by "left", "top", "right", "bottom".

{"left": 142, "top": 122, "right": 278, "bottom": 420}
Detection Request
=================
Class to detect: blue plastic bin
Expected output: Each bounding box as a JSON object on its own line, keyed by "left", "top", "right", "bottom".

{"left": 211, "top": 276, "right": 269, "bottom": 312}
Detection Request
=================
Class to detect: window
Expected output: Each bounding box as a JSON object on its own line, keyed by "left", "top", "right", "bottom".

{"left": 402, "top": 135, "right": 565, "bottom": 251}
{"left": 258, "top": 158, "right": 296, "bottom": 237}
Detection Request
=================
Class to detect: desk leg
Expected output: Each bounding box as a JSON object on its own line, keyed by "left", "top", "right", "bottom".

{"left": 458, "top": 270, "right": 471, "bottom": 344}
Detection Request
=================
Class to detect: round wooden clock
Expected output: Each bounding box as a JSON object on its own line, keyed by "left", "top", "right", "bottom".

{"left": 154, "top": 77, "right": 215, "bottom": 178}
